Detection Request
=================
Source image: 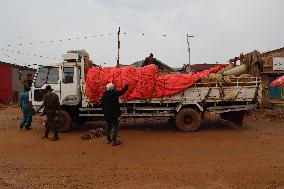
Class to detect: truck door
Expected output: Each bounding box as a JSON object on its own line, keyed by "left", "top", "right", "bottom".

{"left": 60, "top": 66, "right": 81, "bottom": 105}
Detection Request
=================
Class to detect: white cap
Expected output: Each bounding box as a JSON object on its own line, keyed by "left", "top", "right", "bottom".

{"left": 106, "top": 83, "right": 115, "bottom": 91}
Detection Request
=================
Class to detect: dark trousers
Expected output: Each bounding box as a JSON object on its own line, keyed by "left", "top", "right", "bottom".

{"left": 105, "top": 117, "right": 119, "bottom": 142}
{"left": 44, "top": 110, "right": 59, "bottom": 138}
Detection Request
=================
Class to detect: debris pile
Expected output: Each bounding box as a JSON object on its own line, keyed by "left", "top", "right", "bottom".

{"left": 264, "top": 108, "right": 284, "bottom": 121}
{"left": 245, "top": 108, "right": 284, "bottom": 122}
{"left": 199, "top": 50, "right": 263, "bottom": 86}
{"left": 80, "top": 128, "right": 105, "bottom": 140}
{"left": 200, "top": 72, "right": 254, "bottom": 87}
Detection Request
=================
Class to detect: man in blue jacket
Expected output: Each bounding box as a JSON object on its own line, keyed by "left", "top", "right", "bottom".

{"left": 20, "top": 86, "right": 32, "bottom": 130}
{"left": 101, "top": 83, "right": 129, "bottom": 146}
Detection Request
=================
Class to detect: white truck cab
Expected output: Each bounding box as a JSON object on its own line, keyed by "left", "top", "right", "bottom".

{"left": 31, "top": 50, "right": 90, "bottom": 132}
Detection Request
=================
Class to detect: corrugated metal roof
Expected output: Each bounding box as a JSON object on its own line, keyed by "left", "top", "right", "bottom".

{"left": 261, "top": 47, "right": 284, "bottom": 56}
{"left": 131, "top": 59, "right": 174, "bottom": 71}
{"left": 189, "top": 64, "right": 224, "bottom": 72}
{"left": 0, "top": 61, "right": 36, "bottom": 71}
{"left": 172, "top": 67, "right": 183, "bottom": 72}
{"left": 131, "top": 61, "right": 144, "bottom": 67}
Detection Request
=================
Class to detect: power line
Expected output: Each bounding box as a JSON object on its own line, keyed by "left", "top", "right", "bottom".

{"left": 0, "top": 48, "right": 60, "bottom": 60}
{"left": 3, "top": 32, "right": 169, "bottom": 47}
{"left": 1, "top": 53, "right": 28, "bottom": 66}
{"left": 1, "top": 31, "right": 176, "bottom": 67}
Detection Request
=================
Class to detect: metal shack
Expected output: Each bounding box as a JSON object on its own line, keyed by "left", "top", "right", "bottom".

{"left": 0, "top": 61, "right": 36, "bottom": 104}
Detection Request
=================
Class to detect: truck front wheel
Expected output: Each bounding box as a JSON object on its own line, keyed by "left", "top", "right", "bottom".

{"left": 175, "top": 108, "right": 201, "bottom": 132}
{"left": 56, "top": 110, "right": 72, "bottom": 132}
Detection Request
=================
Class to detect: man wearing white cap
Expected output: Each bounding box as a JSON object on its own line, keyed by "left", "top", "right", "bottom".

{"left": 101, "top": 83, "right": 129, "bottom": 146}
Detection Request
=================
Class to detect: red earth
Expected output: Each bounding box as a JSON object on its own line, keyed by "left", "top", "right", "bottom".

{"left": 0, "top": 105, "right": 284, "bottom": 189}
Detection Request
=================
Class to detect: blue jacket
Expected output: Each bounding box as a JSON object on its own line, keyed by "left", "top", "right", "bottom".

{"left": 20, "top": 91, "right": 30, "bottom": 109}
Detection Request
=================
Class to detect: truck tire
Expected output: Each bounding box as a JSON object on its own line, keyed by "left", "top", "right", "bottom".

{"left": 175, "top": 108, "right": 201, "bottom": 132}
{"left": 56, "top": 110, "right": 72, "bottom": 132}
{"left": 168, "top": 118, "right": 176, "bottom": 126}
{"left": 220, "top": 111, "right": 245, "bottom": 126}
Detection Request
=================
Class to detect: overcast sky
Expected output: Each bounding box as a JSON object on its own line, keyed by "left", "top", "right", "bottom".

{"left": 0, "top": 0, "right": 284, "bottom": 68}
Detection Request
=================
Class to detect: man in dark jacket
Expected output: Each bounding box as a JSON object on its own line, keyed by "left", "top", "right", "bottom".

{"left": 37, "top": 85, "right": 61, "bottom": 141}
{"left": 101, "top": 83, "right": 129, "bottom": 146}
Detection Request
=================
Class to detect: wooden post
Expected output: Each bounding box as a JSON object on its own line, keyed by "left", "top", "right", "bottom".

{"left": 117, "top": 27, "right": 121, "bottom": 67}
{"left": 187, "top": 34, "right": 190, "bottom": 66}
{"left": 186, "top": 34, "right": 194, "bottom": 72}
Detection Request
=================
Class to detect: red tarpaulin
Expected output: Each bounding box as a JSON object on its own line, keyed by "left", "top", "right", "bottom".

{"left": 86, "top": 64, "right": 226, "bottom": 103}
{"left": 0, "top": 64, "right": 13, "bottom": 104}
{"left": 270, "top": 75, "right": 284, "bottom": 87}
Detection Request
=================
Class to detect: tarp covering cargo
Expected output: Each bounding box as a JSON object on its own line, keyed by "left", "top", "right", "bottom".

{"left": 86, "top": 64, "right": 226, "bottom": 103}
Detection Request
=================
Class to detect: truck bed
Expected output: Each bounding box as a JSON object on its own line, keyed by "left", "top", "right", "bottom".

{"left": 80, "top": 77, "right": 261, "bottom": 118}
{"left": 121, "top": 77, "right": 261, "bottom": 104}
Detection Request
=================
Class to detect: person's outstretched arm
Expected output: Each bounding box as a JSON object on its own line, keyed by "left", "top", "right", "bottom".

{"left": 115, "top": 84, "right": 129, "bottom": 97}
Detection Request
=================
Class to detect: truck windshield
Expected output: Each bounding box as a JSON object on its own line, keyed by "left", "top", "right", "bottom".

{"left": 35, "top": 67, "right": 59, "bottom": 87}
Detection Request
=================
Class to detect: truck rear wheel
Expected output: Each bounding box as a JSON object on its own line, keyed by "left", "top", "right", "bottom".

{"left": 56, "top": 110, "right": 72, "bottom": 132}
{"left": 175, "top": 108, "right": 201, "bottom": 132}
{"left": 220, "top": 111, "right": 245, "bottom": 126}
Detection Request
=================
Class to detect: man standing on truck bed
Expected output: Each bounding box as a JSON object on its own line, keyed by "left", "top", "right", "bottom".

{"left": 37, "top": 85, "right": 61, "bottom": 141}
{"left": 101, "top": 83, "right": 129, "bottom": 146}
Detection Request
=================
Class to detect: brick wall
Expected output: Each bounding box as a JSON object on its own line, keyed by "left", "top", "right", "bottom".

{"left": 260, "top": 48, "right": 284, "bottom": 103}
{"left": 261, "top": 48, "right": 284, "bottom": 68}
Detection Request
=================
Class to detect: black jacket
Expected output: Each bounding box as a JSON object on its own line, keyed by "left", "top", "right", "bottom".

{"left": 101, "top": 84, "right": 129, "bottom": 121}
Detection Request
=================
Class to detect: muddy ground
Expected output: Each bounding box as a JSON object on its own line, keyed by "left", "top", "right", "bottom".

{"left": 0, "top": 106, "right": 284, "bottom": 189}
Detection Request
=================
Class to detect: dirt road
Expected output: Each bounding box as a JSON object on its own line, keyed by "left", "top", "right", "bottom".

{"left": 0, "top": 106, "right": 284, "bottom": 189}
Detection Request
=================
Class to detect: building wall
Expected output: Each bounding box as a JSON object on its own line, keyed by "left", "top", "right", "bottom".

{"left": 262, "top": 48, "right": 284, "bottom": 69}
{"left": 12, "top": 67, "right": 35, "bottom": 102}
{"left": 261, "top": 74, "right": 269, "bottom": 104}
{"left": 261, "top": 48, "right": 284, "bottom": 103}
{"left": 0, "top": 64, "right": 12, "bottom": 104}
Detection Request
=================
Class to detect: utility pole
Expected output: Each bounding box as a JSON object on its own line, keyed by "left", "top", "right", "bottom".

{"left": 19, "top": 35, "right": 25, "bottom": 66}
{"left": 186, "top": 34, "right": 194, "bottom": 66}
{"left": 116, "top": 27, "right": 121, "bottom": 67}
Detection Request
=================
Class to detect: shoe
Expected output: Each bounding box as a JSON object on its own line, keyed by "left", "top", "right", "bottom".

{"left": 112, "top": 140, "right": 122, "bottom": 146}
{"left": 20, "top": 124, "right": 23, "bottom": 129}
{"left": 50, "top": 137, "right": 59, "bottom": 141}
{"left": 106, "top": 137, "right": 112, "bottom": 144}
{"left": 41, "top": 136, "right": 49, "bottom": 139}
{"left": 25, "top": 127, "right": 32, "bottom": 130}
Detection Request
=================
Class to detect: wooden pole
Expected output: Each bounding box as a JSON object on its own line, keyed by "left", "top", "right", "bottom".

{"left": 187, "top": 34, "right": 190, "bottom": 66}
{"left": 186, "top": 34, "right": 194, "bottom": 72}
{"left": 117, "top": 27, "right": 121, "bottom": 67}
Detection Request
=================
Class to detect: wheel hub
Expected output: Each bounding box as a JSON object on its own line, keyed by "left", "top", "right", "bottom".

{"left": 184, "top": 116, "right": 192, "bottom": 124}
